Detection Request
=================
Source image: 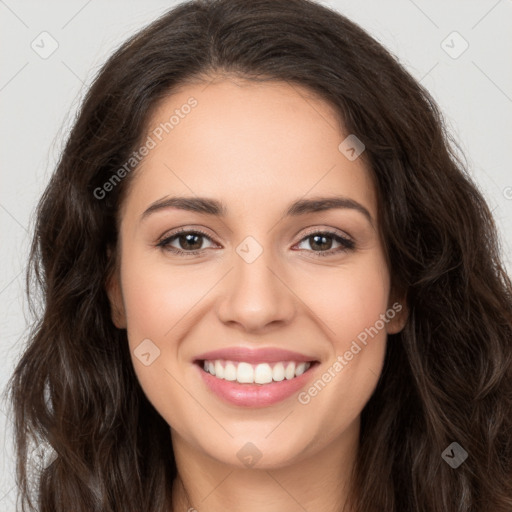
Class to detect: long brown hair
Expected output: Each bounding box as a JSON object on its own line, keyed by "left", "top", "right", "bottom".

{"left": 5, "top": 0, "right": 512, "bottom": 510}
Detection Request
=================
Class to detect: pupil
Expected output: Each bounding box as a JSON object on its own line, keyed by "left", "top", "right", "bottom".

{"left": 181, "top": 233, "right": 202, "bottom": 250}
{"left": 311, "top": 234, "right": 332, "bottom": 251}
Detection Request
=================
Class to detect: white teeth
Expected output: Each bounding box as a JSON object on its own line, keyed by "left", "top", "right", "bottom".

{"left": 236, "top": 362, "right": 254, "bottom": 383}
{"left": 214, "top": 360, "right": 224, "bottom": 379}
{"left": 202, "top": 359, "right": 312, "bottom": 384}
{"left": 295, "top": 362, "right": 307, "bottom": 376}
{"left": 224, "top": 362, "right": 237, "bottom": 381}
{"left": 272, "top": 362, "right": 285, "bottom": 381}
{"left": 285, "top": 362, "right": 295, "bottom": 380}
{"left": 254, "top": 363, "right": 273, "bottom": 384}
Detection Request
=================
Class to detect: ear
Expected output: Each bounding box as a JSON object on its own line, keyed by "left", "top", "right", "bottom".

{"left": 385, "top": 288, "right": 408, "bottom": 335}
{"left": 105, "top": 249, "right": 127, "bottom": 329}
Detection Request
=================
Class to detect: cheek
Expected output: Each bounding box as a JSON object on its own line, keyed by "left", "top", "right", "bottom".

{"left": 302, "top": 254, "right": 391, "bottom": 346}
{"left": 118, "top": 248, "right": 203, "bottom": 425}
{"left": 120, "top": 249, "right": 207, "bottom": 342}
{"left": 295, "top": 253, "right": 391, "bottom": 428}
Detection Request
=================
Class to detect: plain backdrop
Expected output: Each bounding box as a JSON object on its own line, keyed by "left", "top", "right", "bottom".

{"left": 1, "top": 0, "right": 511, "bottom": 509}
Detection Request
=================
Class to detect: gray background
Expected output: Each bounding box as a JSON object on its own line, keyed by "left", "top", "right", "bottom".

{"left": 1, "top": 0, "right": 511, "bottom": 509}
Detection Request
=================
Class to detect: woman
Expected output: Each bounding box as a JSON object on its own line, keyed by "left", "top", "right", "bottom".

{"left": 5, "top": 0, "right": 512, "bottom": 510}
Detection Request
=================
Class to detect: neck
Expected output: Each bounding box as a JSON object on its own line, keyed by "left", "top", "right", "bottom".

{"left": 170, "top": 418, "right": 359, "bottom": 512}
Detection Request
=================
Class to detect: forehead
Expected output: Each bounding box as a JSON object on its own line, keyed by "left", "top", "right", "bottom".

{"left": 122, "top": 78, "right": 377, "bottom": 223}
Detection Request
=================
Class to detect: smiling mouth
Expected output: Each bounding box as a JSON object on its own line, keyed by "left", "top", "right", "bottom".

{"left": 195, "top": 359, "right": 319, "bottom": 385}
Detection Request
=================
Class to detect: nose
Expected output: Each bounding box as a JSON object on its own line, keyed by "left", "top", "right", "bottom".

{"left": 216, "top": 244, "right": 296, "bottom": 333}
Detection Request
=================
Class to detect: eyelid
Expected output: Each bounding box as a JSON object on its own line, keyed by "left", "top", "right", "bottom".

{"left": 297, "top": 225, "right": 353, "bottom": 242}
{"left": 158, "top": 225, "right": 216, "bottom": 239}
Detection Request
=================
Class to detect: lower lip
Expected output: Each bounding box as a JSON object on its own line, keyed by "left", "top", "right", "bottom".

{"left": 195, "top": 362, "right": 319, "bottom": 407}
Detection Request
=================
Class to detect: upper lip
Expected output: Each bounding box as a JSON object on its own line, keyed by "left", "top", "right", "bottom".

{"left": 194, "top": 347, "right": 317, "bottom": 364}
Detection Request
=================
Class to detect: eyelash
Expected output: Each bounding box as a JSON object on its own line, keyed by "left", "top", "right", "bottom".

{"left": 156, "top": 227, "right": 355, "bottom": 258}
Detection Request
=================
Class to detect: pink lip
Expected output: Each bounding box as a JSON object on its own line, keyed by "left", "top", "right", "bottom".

{"left": 195, "top": 361, "right": 319, "bottom": 408}
{"left": 194, "top": 346, "right": 317, "bottom": 364}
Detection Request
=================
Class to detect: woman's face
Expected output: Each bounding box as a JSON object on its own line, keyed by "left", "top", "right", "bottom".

{"left": 108, "top": 77, "right": 405, "bottom": 469}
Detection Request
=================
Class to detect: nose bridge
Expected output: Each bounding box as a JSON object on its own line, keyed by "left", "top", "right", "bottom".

{"left": 216, "top": 235, "right": 295, "bottom": 330}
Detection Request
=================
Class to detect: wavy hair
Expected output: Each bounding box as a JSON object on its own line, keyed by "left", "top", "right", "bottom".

{"left": 5, "top": 0, "right": 512, "bottom": 510}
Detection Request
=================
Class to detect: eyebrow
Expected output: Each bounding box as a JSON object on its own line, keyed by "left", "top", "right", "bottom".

{"left": 141, "top": 195, "right": 373, "bottom": 226}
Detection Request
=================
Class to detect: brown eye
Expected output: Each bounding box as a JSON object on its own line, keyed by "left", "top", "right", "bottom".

{"left": 157, "top": 229, "right": 216, "bottom": 256}
{"left": 295, "top": 231, "right": 355, "bottom": 257}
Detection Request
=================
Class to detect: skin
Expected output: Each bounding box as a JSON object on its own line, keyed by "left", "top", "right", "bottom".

{"left": 107, "top": 76, "right": 407, "bottom": 512}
